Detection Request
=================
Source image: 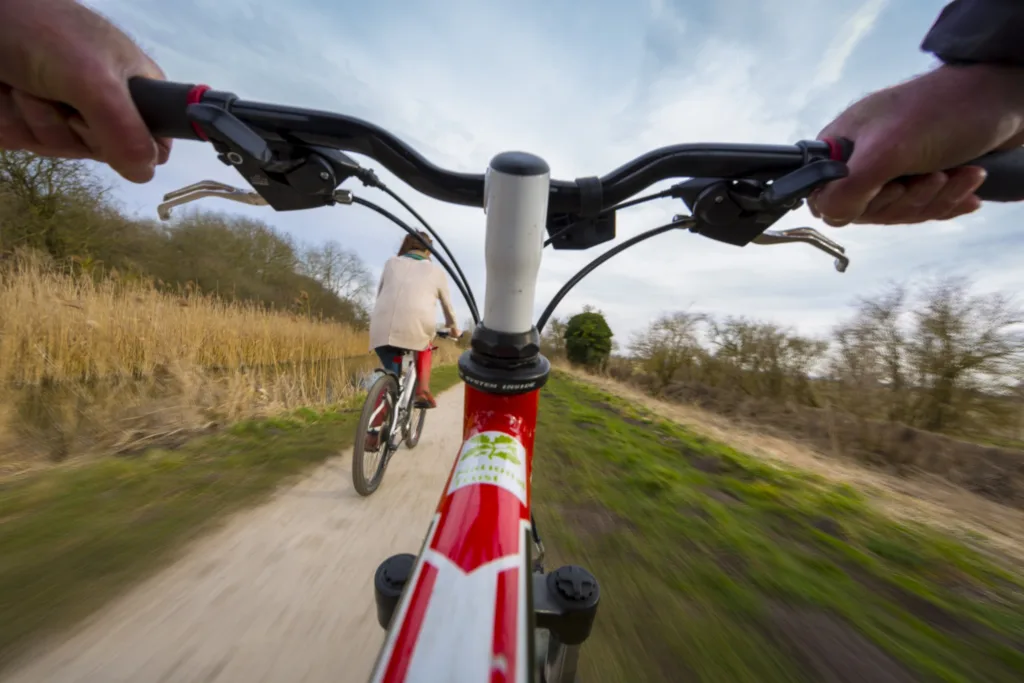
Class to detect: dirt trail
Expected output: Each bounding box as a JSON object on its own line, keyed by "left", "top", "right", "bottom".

{"left": 1, "top": 385, "right": 467, "bottom": 683}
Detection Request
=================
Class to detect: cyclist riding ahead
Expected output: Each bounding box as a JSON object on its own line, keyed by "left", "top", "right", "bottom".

{"left": 369, "top": 230, "right": 461, "bottom": 413}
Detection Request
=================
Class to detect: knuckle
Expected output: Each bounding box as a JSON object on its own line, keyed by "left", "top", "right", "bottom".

{"left": 28, "top": 120, "right": 68, "bottom": 146}
{"left": 0, "top": 118, "right": 32, "bottom": 149}
{"left": 117, "top": 136, "right": 157, "bottom": 163}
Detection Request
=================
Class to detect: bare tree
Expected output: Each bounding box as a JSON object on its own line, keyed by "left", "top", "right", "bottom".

{"left": 709, "top": 317, "right": 827, "bottom": 401}
{"left": 907, "top": 276, "right": 1023, "bottom": 431}
{"left": 0, "top": 150, "right": 114, "bottom": 258}
{"left": 300, "top": 240, "right": 373, "bottom": 306}
{"left": 232, "top": 217, "right": 300, "bottom": 281}
{"left": 0, "top": 150, "right": 107, "bottom": 216}
{"left": 828, "top": 277, "right": 1023, "bottom": 433}
{"left": 540, "top": 316, "right": 568, "bottom": 359}
{"left": 829, "top": 284, "right": 910, "bottom": 419}
{"left": 630, "top": 311, "right": 707, "bottom": 392}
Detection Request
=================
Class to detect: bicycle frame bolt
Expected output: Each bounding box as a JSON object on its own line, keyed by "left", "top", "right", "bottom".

{"left": 226, "top": 152, "right": 244, "bottom": 165}
{"left": 714, "top": 195, "right": 724, "bottom": 204}
{"left": 320, "top": 171, "right": 330, "bottom": 181}
{"left": 382, "top": 559, "right": 412, "bottom": 588}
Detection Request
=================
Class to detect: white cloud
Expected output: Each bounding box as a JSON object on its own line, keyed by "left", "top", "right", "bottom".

{"left": 812, "top": 0, "right": 890, "bottom": 89}
{"left": 86, "top": 0, "right": 1024, "bottom": 348}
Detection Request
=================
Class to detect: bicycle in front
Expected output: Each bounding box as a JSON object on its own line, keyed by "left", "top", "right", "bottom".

{"left": 352, "top": 329, "right": 457, "bottom": 496}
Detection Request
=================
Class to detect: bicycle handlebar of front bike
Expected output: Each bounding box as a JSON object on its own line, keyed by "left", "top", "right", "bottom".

{"left": 127, "top": 78, "right": 1024, "bottom": 211}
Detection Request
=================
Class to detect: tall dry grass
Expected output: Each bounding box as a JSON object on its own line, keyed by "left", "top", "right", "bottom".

{"left": 0, "top": 252, "right": 367, "bottom": 385}
{"left": 0, "top": 253, "right": 459, "bottom": 470}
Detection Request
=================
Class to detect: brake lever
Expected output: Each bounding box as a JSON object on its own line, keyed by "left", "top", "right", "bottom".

{"left": 181, "top": 102, "right": 365, "bottom": 213}
{"left": 750, "top": 226, "right": 850, "bottom": 273}
{"left": 157, "top": 181, "right": 268, "bottom": 220}
{"left": 157, "top": 180, "right": 352, "bottom": 221}
{"left": 677, "top": 159, "right": 849, "bottom": 247}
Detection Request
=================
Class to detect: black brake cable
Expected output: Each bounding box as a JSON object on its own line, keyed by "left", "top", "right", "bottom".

{"left": 542, "top": 189, "right": 674, "bottom": 248}
{"left": 351, "top": 195, "right": 482, "bottom": 325}
{"left": 376, "top": 184, "right": 479, "bottom": 315}
{"left": 353, "top": 168, "right": 478, "bottom": 316}
{"left": 536, "top": 217, "right": 696, "bottom": 334}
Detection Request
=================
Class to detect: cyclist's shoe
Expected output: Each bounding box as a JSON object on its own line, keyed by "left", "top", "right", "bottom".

{"left": 414, "top": 390, "right": 437, "bottom": 409}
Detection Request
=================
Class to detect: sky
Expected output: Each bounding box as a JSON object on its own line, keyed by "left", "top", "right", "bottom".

{"left": 85, "top": 0, "right": 1024, "bottom": 344}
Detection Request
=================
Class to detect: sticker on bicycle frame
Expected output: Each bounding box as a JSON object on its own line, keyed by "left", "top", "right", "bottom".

{"left": 449, "top": 431, "right": 527, "bottom": 505}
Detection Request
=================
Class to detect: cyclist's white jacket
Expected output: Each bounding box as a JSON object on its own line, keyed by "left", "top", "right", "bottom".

{"left": 369, "top": 253, "right": 457, "bottom": 352}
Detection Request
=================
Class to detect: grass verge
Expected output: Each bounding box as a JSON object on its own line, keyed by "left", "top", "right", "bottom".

{"left": 0, "top": 364, "right": 462, "bottom": 670}
{"left": 532, "top": 371, "right": 1024, "bottom": 683}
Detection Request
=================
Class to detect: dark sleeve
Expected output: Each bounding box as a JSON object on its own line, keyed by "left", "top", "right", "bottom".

{"left": 921, "top": 0, "right": 1024, "bottom": 66}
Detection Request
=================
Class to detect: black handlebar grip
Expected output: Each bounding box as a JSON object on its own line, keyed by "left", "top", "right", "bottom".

{"left": 825, "top": 136, "right": 1024, "bottom": 202}
{"left": 128, "top": 77, "right": 206, "bottom": 141}
{"left": 964, "top": 147, "right": 1024, "bottom": 202}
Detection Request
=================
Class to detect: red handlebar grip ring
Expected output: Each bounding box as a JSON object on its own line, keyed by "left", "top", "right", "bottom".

{"left": 186, "top": 84, "right": 212, "bottom": 141}
{"left": 821, "top": 136, "right": 854, "bottom": 162}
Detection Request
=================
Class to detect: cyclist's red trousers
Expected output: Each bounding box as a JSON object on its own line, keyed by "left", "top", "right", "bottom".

{"left": 415, "top": 346, "right": 432, "bottom": 381}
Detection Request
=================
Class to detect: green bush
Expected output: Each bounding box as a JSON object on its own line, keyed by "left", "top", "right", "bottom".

{"left": 565, "top": 309, "right": 613, "bottom": 369}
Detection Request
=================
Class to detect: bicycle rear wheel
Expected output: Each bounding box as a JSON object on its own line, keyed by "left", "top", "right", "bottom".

{"left": 353, "top": 373, "right": 399, "bottom": 496}
{"left": 403, "top": 407, "right": 427, "bottom": 448}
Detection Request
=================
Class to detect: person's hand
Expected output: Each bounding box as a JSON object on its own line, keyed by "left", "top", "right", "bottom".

{"left": 0, "top": 0, "right": 170, "bottom": 183}
{"left": 808, "top": 64, "right": 1024, "bottom": 226}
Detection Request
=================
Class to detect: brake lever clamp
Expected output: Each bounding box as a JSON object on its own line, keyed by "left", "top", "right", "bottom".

{"left": 676, "top": 159, "right": 849, "bottom": 247}
{"left": 184, "top": 102, "right": 365, "bottom": 213}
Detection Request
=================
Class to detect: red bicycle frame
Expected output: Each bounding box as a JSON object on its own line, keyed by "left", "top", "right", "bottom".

{"left": 372, "top": 384, "right": 539, "bottom": 682}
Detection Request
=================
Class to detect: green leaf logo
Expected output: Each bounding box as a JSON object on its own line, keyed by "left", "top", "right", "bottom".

{"left": 463, "top": 433, "right": 522, "bottom": 465}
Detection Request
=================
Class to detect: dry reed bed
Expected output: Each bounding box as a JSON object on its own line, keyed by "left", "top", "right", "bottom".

{"left": 0, "top": 256, "right": 366, "bottom": 385}
{"left": 0, "top": 257, "right": 460, "bottom": 470}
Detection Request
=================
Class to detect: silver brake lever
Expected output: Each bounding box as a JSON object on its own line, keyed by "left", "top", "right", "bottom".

{"left": 751, "top": 226, "right": 850, "bottom": 273}
{"left": 157, "top": 180, "right": 269, "bottom": 221}
{"left": 157, "top": 181, "right": 355, "bottom": 220}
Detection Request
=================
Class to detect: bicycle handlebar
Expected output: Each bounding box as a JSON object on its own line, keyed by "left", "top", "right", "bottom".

{"left": 822, "top": 137, "right": 1024, "bottom": 203}
{"left": 129, "top": 78, "right": 1024, "bottom": 214}
{"left": 435, "top": 328, "right": 465, "bottom": 341}
{"left": 128, "top": 79, "right": 835, "bottom": 211}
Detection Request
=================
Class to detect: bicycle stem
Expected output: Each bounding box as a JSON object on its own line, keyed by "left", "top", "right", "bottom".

{"left": 371, "top": 151, "right": 598, "bottom": 683}
{"left": 481, "top": 153, "right": 549, "bottom": 335}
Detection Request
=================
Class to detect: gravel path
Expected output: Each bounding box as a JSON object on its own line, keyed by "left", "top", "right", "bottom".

{"left": 2, "top": 385, "right": 466, "bottom": 683}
